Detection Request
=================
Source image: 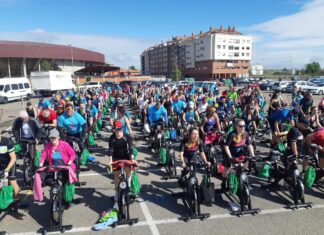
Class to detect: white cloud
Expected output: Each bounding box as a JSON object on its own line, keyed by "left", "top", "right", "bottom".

{"left": 0, "top": 29, "right": 156, "bottom": 69}
{"left": 248, "top": 0, "right": 324, "bottom": 68}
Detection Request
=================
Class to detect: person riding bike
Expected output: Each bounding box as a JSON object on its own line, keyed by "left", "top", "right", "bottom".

{"left": 147, "top": 100, "right": 168, "bottom": 126}
{"left": 221, "top": 119, "right": 255, "bottom": 191}
{"left": 77, "top": 102, "right": 93, "bottom": 130}
{"left": 38, "top": 101, "right": 57, "bottom": 127}
{"left": 0, "top": 132, "right": 20, "bottom": 199}
{"left": 172, "top": 95, "right": 186, "bottom": 117}
{"left": 39, "top": 128, "right": 76, "bottom": 207}
{"left": 26, "top": 101, "right": 37, "bottom": 119}
{"left": 107, "top": 121, "right": 135, "bottom": 208}
{"left": 182, "top": 101, "right": 199, "bottom": 124}
{"left": 57, "top": 103, "right": 87, "bottom": 152}
{"left": 12, "top": 110, "right": 42, "bottom": 161}
{"left": 299, "top": 92, "right": 313, "bottom": 118}
{"left": 200, "top": 106, "right": 221, "bottom": 136}
{"left": 178, "top": 127, "right": 211, "bottom": 187}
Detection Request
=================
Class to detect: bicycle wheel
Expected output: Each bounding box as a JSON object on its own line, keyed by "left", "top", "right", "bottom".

{"left": 240, "top": 183, "right": 251, "bottom": 211}
{"left": 24, "top": 163, "right": 32, "bottom": 185}
{"left": 118, "top": 190, "right": 127, "bottom": 220}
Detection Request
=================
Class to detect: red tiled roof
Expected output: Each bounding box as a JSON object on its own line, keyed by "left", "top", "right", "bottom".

{"left": 0, "top": 40, "right": 105, "bottom": 63}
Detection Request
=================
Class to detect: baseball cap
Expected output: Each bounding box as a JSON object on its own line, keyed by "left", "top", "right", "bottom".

{"left": 113, "top": 121, "right": 123, "bottom": 131}
{"left": 189, "top": 101, "right": 194, "bottom": 108}
{"left": 42, "top": 100, "right": 51, "bottom": 109}
{"left": 49, "top": 129, "right": 60, "bottom": 138}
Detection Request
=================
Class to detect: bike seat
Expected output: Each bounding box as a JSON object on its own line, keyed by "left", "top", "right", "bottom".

{"left": 231, "top": 156, "right": 246, "bottom": 164}
{"left": 111, "top": 160, "right": 137, "bottom": 170}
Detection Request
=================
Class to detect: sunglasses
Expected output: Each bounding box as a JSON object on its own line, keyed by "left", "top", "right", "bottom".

{"left": 238, "top": 125, "right": 246, "bottom": 128}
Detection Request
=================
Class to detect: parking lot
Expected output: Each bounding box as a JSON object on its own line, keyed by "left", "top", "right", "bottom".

{"left": 1, "top": 91, "right": 324, "bottom": 235}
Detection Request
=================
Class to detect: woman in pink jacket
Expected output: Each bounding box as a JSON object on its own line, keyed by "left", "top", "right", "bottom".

{"left": 39, "top": 128, "right": 76, "bottom": 171}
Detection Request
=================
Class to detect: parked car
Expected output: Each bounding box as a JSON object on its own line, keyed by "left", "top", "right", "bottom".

{"left": 236, "top": 77, "right": 250, "bottom": 85}
{"left": 294, "top": 81, "right": 324, "bottom": 95}
{"left": 272, "top": 81, "right": 294, "bottom": 92}
{"left": 78, "top": 81, "right": 102, "bottom": 89}
{"left": 0, "top": 77, "right": 32, "bottom": 103}
{"left": 311, "top": 78, "right": 324, "bottom": 87}
{"left": 259, "top": 80, "right": 276, "bottom": 91}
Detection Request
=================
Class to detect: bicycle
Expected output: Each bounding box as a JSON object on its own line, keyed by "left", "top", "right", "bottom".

{"left": 64, "top": 136, "right": 86, "bottom": 187}
{"left": 19, "top": 139, "right": 36, "bottom": 189}
{"left": 159, "top": 134, "right": 177, "bottom": 180}
{"left": 266, "top": 150, "right": 312, "bottom": 209}
{"left": 37, "top": 165, "right": 73, "bottom": 235}
{"left": 224, "top": 156, "right": 261, "bottom": 216}
{"left": 111, "top": 160, "right": 138, "bottom": 226}
{"left": 173, "top": 156, "right": 210, "bottom": 222}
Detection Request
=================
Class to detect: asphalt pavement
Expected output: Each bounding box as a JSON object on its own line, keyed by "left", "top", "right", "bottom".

{"left": 0, "top": 93, "right": 324, "bottom": 235}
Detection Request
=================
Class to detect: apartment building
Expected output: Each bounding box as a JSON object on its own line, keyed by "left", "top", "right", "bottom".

{"left": 140, "top": 26, "right": 252, "bottom": 80}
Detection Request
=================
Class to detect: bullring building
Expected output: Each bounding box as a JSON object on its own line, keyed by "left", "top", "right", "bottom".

{"left": 0, "top": 41, "right": 105, "bottom": 78}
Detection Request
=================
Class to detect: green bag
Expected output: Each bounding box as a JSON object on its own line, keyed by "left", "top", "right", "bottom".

{"left": 63, "top": 183, "right": 75, "bottom": 203}
{"left": 133, "top": 147, "right": 138, "bottom": 159}
{"left": 14, "top": 144, "right": 22, "bottom": 154}
{"left": 235, "top": 107, "right": 242, "bottom": 118}
{"left": 94, "top": 122, "right": 100, "bottom": 134}
{"left": 226, "top": 126, "right": 234, "bottom": 137}
{"left": 261, "top": 100, "right": 267, "bottom": 109}
{"left": 159, "top": 147, "right": 167, "bottom": 164}
{"left": 81, "top": 149, "right": 90, "bottom": 166}
{"left": 228, "top": 172, "right": 238, "bottom": 195}
{"left": 276, "top": 141, "right": 286, "bottom": 154}
{"left": 258, "top": 163, "right": 270, "bottom": 179}
{"left": 304, "top": 166, "right": 316, "bottom": 187}
{"left": 282, "top": 123, "right": 291, "bottom": 132}
{"left": 88, "top": 132, "right": 96, "bottom": 146}
{"left": 34, "top": 149, "right": 41, "bottom": 167}
{"left": 130, "top": 172, "right": 141, "bottom": 194}
{"left": 0, "top": 185, "right": 14, "bottom": 209}
{"left": 97, "top": 118, "right": 103, "bottom": 130}
{"left": 163, "top": 130, "right": 170, "bottom": 139}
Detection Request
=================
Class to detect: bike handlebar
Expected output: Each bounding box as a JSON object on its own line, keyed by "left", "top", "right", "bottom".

{"left": 111, "top": 160, "right": 137, "bottom": 168}
{"left": 19, "top": 139, "right": 36, "bottom": 144}
{"left": 1, "top": 130, "right": 13, "bottom": 135}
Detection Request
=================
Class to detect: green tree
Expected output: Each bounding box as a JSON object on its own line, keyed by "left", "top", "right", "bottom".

{"left": 40, "top": 60, "right": 52, "bottom": 71}
{"left": 128, "top": 65, "right": 136, "bottom": 70}
{"left": 305, "top": 62, "right": 321, "bottom": 74}
{"left": 172, "top": 64, "right": 181, "bottom": 81}
{"left": 86, "top": 76, "right": 91, "bottom": 82}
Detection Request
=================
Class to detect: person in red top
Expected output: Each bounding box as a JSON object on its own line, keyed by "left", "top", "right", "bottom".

{"left": 38, "top": 101, "right": 57, "bottom": 127}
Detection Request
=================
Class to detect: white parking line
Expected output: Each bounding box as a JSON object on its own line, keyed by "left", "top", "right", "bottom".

{"left": 8, "top": 204, "right": 324, "bottom": 235}
{"left": 139, "top": 201, "right": 160, "bottom": 235}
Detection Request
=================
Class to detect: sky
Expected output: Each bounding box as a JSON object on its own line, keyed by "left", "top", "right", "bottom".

{"left": 0, "top": 0, "right": 323, "bottom": 69}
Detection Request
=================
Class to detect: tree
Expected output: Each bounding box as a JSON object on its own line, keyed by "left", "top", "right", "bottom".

{"left": 40, "top": 60, "right": 52, "bottom": 71}
{"left": 305, "top": 62, "right": 321, "bottom": 74}
{"left": 128, "top": 65, "right": 136, "bottom": 70}
{"left": 172, "top": 64, "right": 181, "bottom": 81}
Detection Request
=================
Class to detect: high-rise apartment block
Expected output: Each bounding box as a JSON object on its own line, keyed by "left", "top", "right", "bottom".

{"left": 140, "top": 26, "right": 252, "bottom": 80}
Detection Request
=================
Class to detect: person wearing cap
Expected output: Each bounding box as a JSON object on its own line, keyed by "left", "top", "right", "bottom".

{"left": 38, "top": 100, "right": 57, "bottom": 127}
{"left": 57, "top": 103, "right": 87, "bottom": 149}
{"left": 12, "top": 110, "right": 42, "bottom": 161}
{"left": 39, "top": 128, "right": 75, "bottom": 168}
{"left": 39, "top": 128, "right": 76, "bottom": 205}
{"left": 25, "top": 101, "right": 37, "bottom": 119}
{"left": 182, "top": 101, "right": 199, "bottom": 124}
{"left": 107, "top": 120, "right": 135, "bottom": 205}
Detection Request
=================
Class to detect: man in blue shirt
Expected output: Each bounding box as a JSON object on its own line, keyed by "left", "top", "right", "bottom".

{"left": 58, "top": 103, "right": 87, "bottom": 150}
{"left": 147, "top": 100, "right": 168, "bottom": 126}
{"left": 172, "top": 95, "right": 186, "bottom": 116}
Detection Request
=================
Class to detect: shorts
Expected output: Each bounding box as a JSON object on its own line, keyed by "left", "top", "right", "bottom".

{"left": 0, "top": 161, "right": 17, "bottom": 180}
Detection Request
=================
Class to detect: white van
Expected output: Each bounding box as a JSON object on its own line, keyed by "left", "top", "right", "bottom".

{"left": 0, "top": 77, "right": 32, "bottom": 104}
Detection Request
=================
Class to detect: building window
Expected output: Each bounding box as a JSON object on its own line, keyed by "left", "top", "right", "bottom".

{"left": 242, "top": 47, "right": 245, "bottom": 50}
{"left": 234, "top": 46, "right": 239, "bottom": 50}
{"left": 228, "top": 46, "right": 234, "bottom": 50}
{"left": 235, "top": 39, "right": 240, "bottom": 43}
{"left": 247, "top": 40, "right": 250, "bottom": 43}
{"left": 217, "top": 45, "right": 221, "bottom": 49}
{"left": 246, "top": 47, "right": 250, "bottom": 50}
{"left": 234, "top": 52, "right": 239, "bottom": 57}
{"left": 242, "top": 53, "right": 245, "bottom": 56}
{"left": 246, "top": 53, "right": 250, "bottom": 56}
{"left": 223, "top": 45, "right": 226, "bottom": 49}
{"left": 200, "top": 46, "right": 205, "bottom": 50}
